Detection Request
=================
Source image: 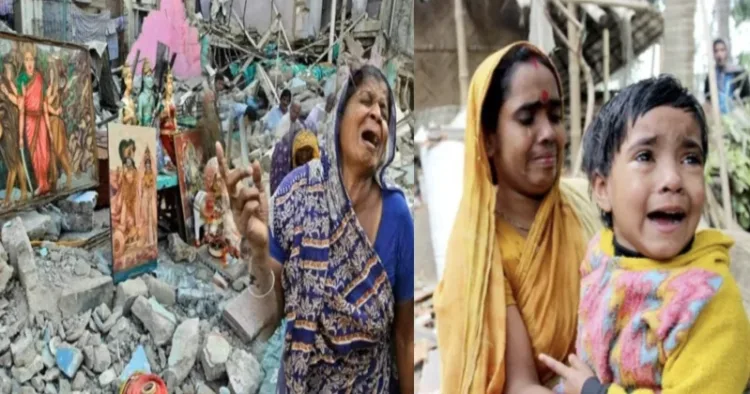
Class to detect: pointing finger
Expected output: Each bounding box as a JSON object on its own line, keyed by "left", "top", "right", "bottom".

{"left": 251, "top": 161, "right": 264, "bottom": 193}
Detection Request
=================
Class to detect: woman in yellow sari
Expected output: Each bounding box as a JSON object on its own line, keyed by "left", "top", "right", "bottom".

{"left": 433, "top": 42, "right": 600, "bottom": 393}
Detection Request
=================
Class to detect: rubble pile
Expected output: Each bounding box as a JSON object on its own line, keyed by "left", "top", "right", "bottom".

{"left": 0, "top": 217, "right": 277, "bottom": 393}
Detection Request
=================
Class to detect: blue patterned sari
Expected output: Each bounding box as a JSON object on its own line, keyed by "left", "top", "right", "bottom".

{"left": 269, "top": 70, "right": 402, "bottom": 393}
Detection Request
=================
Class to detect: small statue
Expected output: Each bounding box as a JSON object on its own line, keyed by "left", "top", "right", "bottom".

{"left": 120, "top": 64, "right": 137, "bottom": 125}
{"left": 159, "top": 69, "right": 178, "bottom": 165}
{"left": 198, "top": 157, "right": 241, "bottom": 262}
{"left": 159, "top": 69, "right": 177, "bottom": 134}
{"left": 137, "top": 59, "right": 156, "bottom": 127}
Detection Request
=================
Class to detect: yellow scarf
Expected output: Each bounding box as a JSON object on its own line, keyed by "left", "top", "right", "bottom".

{"left": 433, "top": 41, "right": 600, "bottom": 393}
{"left": 291, "top": 129, "right": 320, "bottom": 167}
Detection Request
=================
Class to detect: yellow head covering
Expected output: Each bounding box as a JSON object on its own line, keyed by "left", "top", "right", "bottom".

{"left": 292, "top": 129, "right": 320, "bottom": 167}
{"left": 433, "top": 41, "right": 600, "bottom": 393}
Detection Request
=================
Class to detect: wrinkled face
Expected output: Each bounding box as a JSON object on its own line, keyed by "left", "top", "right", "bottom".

{"left": 290, "top": 103, "right": 301, "bottom": 122}
{"left": 485, "top": 62, "right": 565, "bottom": 198}
{"left": 280, "top": 95, "right": 290, "bottom": 113}
{"left": 294, "top": 146, "right": 315, "bottom": 167}
{"left": 592, "top": 107, "right": 705, "bottom": 260}
{"left": 339, "top": 77, "right": 390, "bottom": 172}
{"left": 714, "top": 42, "right": 728, "bottom": 67}
{"left": 23, "top": 52, "right": 34, "bottom": 76}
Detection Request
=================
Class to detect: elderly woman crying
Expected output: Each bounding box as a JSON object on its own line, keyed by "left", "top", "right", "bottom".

{"left": 217, "top": 65, "right": 414, "bottom": 393}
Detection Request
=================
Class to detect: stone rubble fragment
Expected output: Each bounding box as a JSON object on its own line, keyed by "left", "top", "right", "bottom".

{"left": 200, "top": 332, "right": 232, "bottom": 381}
{"left": 58, "top": 276, "right": 114, "bottom": 316}
{"left": 168, "top": 233, "right": 197, "bottom": 262}
{"left": 98, "top": 368, "right": 116, "bottom": 387}
{"left": 114, "top": 277, "right": 149, "bottom": 312}
{"left": 11, "top": 334, "right": 36, "bottom": 368}
{"left": 0, "top": 259, "right": 13, "bottom": 294}
{"left": 130, "top": 296, "right": 176, "bottom": 346}
{"left": 1, "top": 218, "right": 38, "bottom": 291}
{"left": 226, "top": 349, "right": 261, "bottom": 394}
{"left": 165, "top": 318, "right": 201, "bottom": 387}
{"left": 143, "top": 275, "right": 176, "bottom": 306}
{"left": 223, "top": 288, "right": 279, "bottom": 343}
{"left": 11, "top": 355, "right": 44, "bottom": 383}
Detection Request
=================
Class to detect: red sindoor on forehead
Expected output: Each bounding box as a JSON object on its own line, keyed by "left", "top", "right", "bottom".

{"left": 530, "top": 57, "right": 539, "bottom": 68}
{"left": 540, "top": 89, "right": 549, "bottom": 103}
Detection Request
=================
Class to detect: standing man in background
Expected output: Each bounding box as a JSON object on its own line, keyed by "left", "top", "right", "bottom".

{"left": 705, "top": 38, "right": 750, "bottom": 114}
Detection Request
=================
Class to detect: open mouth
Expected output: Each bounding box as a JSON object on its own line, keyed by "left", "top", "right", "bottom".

{"left": 361, "top": 129, "right": 380, "bottom": 150}
{"left": 647, "top": 208, "right": 686, "bottom": 230}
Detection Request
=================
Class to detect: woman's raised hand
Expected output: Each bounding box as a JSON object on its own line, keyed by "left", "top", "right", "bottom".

{"left": 215, "top": 142, "right": 269, "bottom": 256}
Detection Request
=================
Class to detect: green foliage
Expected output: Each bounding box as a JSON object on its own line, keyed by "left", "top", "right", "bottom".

{"left": 706, "top": 109, "right": 750, "bottom": 229}
{"left": 734, "top": 0, "right": 750, "bottom": 26}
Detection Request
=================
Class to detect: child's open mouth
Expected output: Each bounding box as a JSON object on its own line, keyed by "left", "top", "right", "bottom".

{"left": 647, "top": 209, "right": 686, "bottom": 233}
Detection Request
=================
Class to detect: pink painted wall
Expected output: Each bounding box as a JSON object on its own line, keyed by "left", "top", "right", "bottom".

{"left": 126, "top": 0, "right": 202, "bottom": 79}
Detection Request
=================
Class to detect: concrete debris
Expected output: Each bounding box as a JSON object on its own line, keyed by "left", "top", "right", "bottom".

{"left": 11, "top": 334, "right": 36, "bottom": 367}
{"left": 98, "top": 368, "right": 117, "bottom": 387}
{"left": 223, "top": 288, "right": 278, "bottom": 343}
{"left": 169, "top": 233, "right": 198, "bottom": 263}
{"left": 226, "top": 349, "right": 262, "bottom": 394}
{"left": 11, "top": 356, "right": 43, "bottom": 383}
{"left": 17, "top": 211, "right": 60, "bottom": 242}
{"left": 2, "top": 218, "right": 38, "bottom": 291}
{"left": 201, "top": 332, "right": 232, "bottom": 381}
{"left": 114, "top": 277, "right": 149, "bottom": 312}
{"left": 143, "top": 275, "right": 176, "bottom": 306}
{"left": 83, "top": 344, "right": 111, "bottom": 373}
{"left": 58, "top": 276, "right": 114, "bottom": 316}
{"left": 165, "top": 318, "right": 201, "bottom": 386}
{"left": 130, "top": 295, "right": 176, "bottom": 346}
{"left": 56, "top": 192, "right": 97, "bottom": 233}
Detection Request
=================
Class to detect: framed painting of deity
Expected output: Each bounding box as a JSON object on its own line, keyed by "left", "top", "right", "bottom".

{"left": 108, "top": 124, "right": 158, "bottom": 283}
{"left": 173, "top": 130, "right": 204, "bottom": 246}
{"left": 0, "top": 33, "right": 98, "bottom": 215}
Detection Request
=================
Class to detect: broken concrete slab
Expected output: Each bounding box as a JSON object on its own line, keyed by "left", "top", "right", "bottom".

{"left": 17, "top": 211, "right": 59, "bottom": 241}
{"left": 58, "top": 276, "right": 114, "bottom": 316}
{"left": 130, "top": 296, "right": 176, "bottom": 346}
{"left": 201, "top": 332, "right": 232, "bottom": 381}
{"left": 114, "top": 277, "right": 149, "bottom": 312}
{"left": 165, "top": 318, "right": 200, "bottom": 387}
{"left": 1, "top": 218, "right": 38, "bottom": 291}
{"left": 226, "top": 349, "right": 261, "bottom": 394}
{"left": 143, "top": 275, "right": 176, "bottom": 306}
{"left": 11, "top": 356, "right": 43, "bottom": 383}
{"left": 223, "top": 288, "right": 279, "bottom": 343}
{"left": 11, "top": 335, "right": 35, "bottom": 368}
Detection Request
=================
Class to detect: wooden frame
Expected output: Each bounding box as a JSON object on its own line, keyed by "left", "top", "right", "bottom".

{"left": 0, "top": 31, "right": 99, "bottom": 216}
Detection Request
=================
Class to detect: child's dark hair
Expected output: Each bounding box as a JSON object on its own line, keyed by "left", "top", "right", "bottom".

{"left": 280, "top": 89, "right": 292, "bottom": 101}
{"left": 244, "top": 106, "right": 258, "bottom": 122}
{"left": 581, "top": 74, "right": 709, "bottom": 228}
{"left": 480, "top": 44, "right": 560, "bottom": 184}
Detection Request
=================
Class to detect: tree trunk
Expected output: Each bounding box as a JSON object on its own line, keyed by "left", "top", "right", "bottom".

{"left": 662, "top": 0, "right": 697, "bottom": 90}
{"left": 717, "top": 0, "right": 731, "bottom": 46}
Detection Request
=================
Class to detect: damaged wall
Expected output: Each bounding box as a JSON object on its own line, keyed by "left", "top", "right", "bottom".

{"left": 414, "top": 0, "right": 523, "bottom": 108}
